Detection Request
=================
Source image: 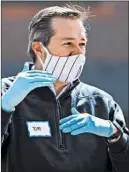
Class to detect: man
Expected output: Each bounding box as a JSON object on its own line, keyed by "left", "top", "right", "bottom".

{"left": 1, "top": 5, "right": 129, "bottom": 172}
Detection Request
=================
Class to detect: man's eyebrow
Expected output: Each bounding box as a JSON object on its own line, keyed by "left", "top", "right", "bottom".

{"left": 61, "top": 37, "right": 87, "bottom": 41}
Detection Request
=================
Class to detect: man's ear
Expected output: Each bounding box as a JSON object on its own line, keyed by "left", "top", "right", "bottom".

{"left": 31, "top": 41, "right": 45, "bottom": 61}
{"left": 31, "top": 41, "right": 45, "bottom": 70}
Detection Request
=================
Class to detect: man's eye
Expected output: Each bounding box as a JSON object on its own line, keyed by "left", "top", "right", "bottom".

{"left": 63, "top": 42, "right": 72, "bottom": 46}
{"left": 79, "top": 43, "right": 86, "bottom": 46}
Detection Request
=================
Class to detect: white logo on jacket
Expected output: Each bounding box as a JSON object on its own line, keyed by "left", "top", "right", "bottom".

{"left": 26, "top": 121, "right": 52, "bottom": 137}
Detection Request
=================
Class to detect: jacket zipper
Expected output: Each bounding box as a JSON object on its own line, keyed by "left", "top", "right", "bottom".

{"left": 56, "top": 99, "right": 65, "bottom": 149}
{"left": 50, "top": 82, "right": 80, "bottom": 150}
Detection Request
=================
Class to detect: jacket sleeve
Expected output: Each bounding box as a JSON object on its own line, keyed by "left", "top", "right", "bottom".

{"left": 108, "top": 99, "right": 129, "bottom": 172}
{"left": 1, "top": 77, "right": 15, "bottom": 161}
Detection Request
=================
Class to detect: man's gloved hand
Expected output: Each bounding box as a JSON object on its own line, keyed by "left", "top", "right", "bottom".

{"left": 2, "top": 62, "right": 56, "bottom": 112}
{"left": 59, "top": 107, "right": 115, "bottom": 138}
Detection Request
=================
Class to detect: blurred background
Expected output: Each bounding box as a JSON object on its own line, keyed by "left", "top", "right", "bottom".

{"left": 1, "top": 1, "right": 128, "bottom": 127}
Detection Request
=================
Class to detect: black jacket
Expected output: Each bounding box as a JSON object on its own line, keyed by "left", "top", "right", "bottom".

{"left": 1, "top": 76, "right": 129, "bottom": 172}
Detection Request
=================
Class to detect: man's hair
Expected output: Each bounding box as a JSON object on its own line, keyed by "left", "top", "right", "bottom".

{"left": 27, "top": 5, "right": 91, "bottom": 62}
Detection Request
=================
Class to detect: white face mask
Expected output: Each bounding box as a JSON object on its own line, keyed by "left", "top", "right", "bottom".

{"left": 38, "top": 45, "right": 86, "bottom": 83}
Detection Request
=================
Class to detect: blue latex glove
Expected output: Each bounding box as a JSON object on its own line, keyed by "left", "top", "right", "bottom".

{"left": 2, "top": 62, "right": 56, "bottom": 112}
{"left": 59, "top": 107, "right": 114, "bottom": 137}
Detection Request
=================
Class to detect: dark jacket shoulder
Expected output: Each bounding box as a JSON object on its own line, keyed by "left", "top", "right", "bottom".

{"left": 75, "top": 81, "right": 113, "bottom": 100}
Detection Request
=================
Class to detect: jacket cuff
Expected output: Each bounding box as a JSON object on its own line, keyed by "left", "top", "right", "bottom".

{"left": 108, "top": 133, "right": 128, "bottom": 153}
{"left": 1, "top": 108, "right": 14, "bottom": 115}
{"left": 1, "top": 109, "right": 13, "bottom": 125}
{"left": 1, "top": 109, "right": 13, "bottom": 135}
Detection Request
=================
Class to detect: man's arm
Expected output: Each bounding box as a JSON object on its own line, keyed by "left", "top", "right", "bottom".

{"left": 1, "top": 77, "right": 14, "bottom": 164}
{"left": 107, "top": 100, "right": 129, "bottom": 172}
{"left": 59, "top": 97, "right": 129, "bottom": 171}
{"left": 1, "top": 77, "right": 15, "bottom": 135}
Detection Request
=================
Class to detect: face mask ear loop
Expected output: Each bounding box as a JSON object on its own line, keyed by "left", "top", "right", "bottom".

{"left": 39, "top": 42, "right": 50, "bottom": 59}
{"left": 37, "top": 55, "right": 44, "bottom": 69}
{"left": 37, "top": 42, "right": 48, "bottom": 69}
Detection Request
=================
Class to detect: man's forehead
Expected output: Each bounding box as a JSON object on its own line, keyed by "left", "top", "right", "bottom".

{"left": 52, "top": 17, "right": 85, "bottom": 30}
{"left": 52, "top": 17, "right": 87, "bottom": 41}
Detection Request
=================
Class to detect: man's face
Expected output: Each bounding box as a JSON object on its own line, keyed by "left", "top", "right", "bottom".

{"left": 47, "top": 17, "right": 87, "bottom": 57}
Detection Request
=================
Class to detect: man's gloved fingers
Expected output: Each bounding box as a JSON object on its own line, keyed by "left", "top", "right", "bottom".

{"left": 30, "top": 81, "right": 54, "bottom": 89}
{"left": 26, "top": 73, "right": 56, "bottom": 79}
{"left": 29, "top": 76, "right": 56, "bottom": 83}
{"left": 59, "top": 117, "right": 82, "bottom": 130}
{"left": 62, "top": 122, "right": 85, "bottom": 133}
{"left": 30, "top": 80, "right": 56, "bottom": 88}
{"left": 60, "top": 115, "right": 89, "bottom": 130}
{"left": 59, "top": 115, "right": 77, "bottom": 125}
{"left": 71, "top": 126, "right": 87, "bottom": 135}
{"left": 62, "top": 126, "right": 74, "bottom": 133}
{"left": 71, "top": 107, "right": 80, "bottom": 115}
{"left": 26, "top": 70, "right": 52, "bottom": 75}
{"left": 62, "top": 120, "right": 87, "bottom": 133}
{"left": 22, "top": 62, "right": 30, "bottom": 72}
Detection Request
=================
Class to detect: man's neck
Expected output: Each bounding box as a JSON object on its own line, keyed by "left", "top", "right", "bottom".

{"left": 34, "top": 64, "right": 68, "bottom": 95}
{"left": 54, "top": 80, "right": 68, "bottom": 96}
